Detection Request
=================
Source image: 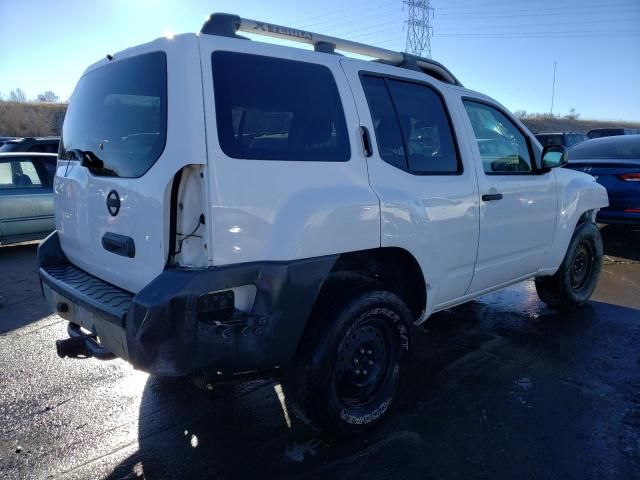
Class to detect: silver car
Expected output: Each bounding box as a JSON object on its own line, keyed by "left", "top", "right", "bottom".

{"left": 0, "top": 153, "right": 56, "bottom": 245}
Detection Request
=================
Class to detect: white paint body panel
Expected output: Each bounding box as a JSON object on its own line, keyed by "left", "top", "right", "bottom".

{"left": 198, "top": 36, "right": 380, "bottom": 266}
{"left": 339, "top": 59, "right": 480, "bottom": 308}
{"left": 540, "top": 167, "right": 609, "bottom": 274}
{"left": 54, "top": 30, "right": 608, "bottom": 318}
{"left": 452, "top": 92, "right": 558, "bottom": 295}
{"left": 55, "top": 34, "right": 207, "bottom": 293}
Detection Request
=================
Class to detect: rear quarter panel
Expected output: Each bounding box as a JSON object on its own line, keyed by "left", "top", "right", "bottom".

{"left": 199, "top": 36, "right": 380, "bottom": 266}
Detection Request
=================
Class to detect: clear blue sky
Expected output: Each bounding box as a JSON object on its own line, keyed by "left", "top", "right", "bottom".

{"left": 1, "top": 0, "right": 639, "bottom": 121}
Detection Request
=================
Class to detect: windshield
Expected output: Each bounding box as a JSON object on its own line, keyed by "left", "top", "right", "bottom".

{"left": 60, "top": 51, "right": 167, "bottom": 178}
{"left": 570, "top": 136, "right": 640, "bottom": 160}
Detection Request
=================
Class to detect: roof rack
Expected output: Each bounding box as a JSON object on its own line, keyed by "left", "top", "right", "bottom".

{"left": 200, "top": 13, "right": 462, "bottom": 87}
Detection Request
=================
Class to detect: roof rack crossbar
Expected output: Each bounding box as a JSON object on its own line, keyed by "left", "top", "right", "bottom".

{"left": 200, "top": 13, "right": 462, "bottom": 86}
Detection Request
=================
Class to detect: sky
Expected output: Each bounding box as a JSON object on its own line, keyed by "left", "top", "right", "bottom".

{"left": 0, "top": 0, "right": 639, "bottom": 121}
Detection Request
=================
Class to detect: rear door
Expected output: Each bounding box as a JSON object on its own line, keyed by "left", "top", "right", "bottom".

{"left": 0, "top": 156, "right": 53, "bottom": 239}
{"left": 54, "top": 35, "right": 207, "bottom": 293}
{"left": 340, "top": 59, "right": 480, "bottom": 308}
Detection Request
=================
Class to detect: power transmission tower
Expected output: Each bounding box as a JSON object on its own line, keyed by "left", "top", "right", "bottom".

{"left": 404, "top": 0, "right": 434, "bottom": 58}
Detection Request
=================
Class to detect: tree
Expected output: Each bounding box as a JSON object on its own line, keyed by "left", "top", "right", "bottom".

{"left": 565, "top": 107, "right": 580, "bottom": 120}
{"left": 8, "top": 88, "right": 27, "bottom": 102}
{"left": 36, "top": 91, "right": 59, "bottom": 103}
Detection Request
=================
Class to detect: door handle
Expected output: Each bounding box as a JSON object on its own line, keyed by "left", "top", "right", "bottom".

{"left": 360, "top": 126, "right": 373, "bottom": 157}
{"left": 482, "top": 193, "right": 503, "bottom": 202}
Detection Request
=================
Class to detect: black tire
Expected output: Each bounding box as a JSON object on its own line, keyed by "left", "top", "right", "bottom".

{"left": 286, "top": 290, "right": 412, "bottom": 436}
{"left": 535, "top": 222, "right": 603, "bottom": 308}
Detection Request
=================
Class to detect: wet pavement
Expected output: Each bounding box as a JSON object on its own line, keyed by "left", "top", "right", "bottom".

{"left": 0, "top": 224, "right": 639, "bottom": 479}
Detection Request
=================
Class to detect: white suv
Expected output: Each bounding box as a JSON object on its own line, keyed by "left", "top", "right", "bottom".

{"left": 39, "top": 13, "right": 608, "bottom": 435}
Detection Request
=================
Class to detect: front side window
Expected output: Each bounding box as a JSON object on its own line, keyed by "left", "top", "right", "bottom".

{"left": 212, "top": 52, "right": 350, "bottom": 162}
{"left": 60, "top": 52, "right": 167, "bottom": 178}
{"left": 463, "top": 100, "right": 532, "bottom": 174}
{"left": 361, "top": 75, "right": 460, "bottom": 174}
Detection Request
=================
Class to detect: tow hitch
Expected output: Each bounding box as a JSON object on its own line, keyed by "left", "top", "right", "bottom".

{"left": 55, "top": 323, "right": 115, "bottom": 360}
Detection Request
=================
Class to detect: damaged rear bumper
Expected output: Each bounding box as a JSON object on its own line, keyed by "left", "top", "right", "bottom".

{"left": 38, "top": 232, "right": 336, "bottom": 376}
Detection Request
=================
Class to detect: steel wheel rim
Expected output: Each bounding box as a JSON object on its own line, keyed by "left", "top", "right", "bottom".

{"left": 570, "top": 242, "right": 593, "bottom": 291}
{"left": 335, "top": 317, "right": 393, "bottom": 407}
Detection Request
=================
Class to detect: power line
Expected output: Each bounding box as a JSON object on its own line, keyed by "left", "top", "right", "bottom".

{"left": 404, "top": 0, "right": 434, "bottom": 58}
{"left": 436, "top": 3, "right": 640, "bottom": 19}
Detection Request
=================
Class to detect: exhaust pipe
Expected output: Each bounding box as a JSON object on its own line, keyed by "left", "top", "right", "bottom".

{"left": 55, "top": 323, "right": 115, "bottom": 360}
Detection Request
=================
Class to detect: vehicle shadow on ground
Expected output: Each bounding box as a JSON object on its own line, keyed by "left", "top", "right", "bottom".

{"left": 0, "top": 243, "right": 54, "bottom": 334}
{"left": 600, "top": 223, "right": 640, "bottom": 262}
{"left": 105, "top": 288, "right": 640, "bottom": 479}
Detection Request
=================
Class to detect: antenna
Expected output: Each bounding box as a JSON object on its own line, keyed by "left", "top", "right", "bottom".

{"left": 404, "top": 0, "right": 434, "bottom": 58}
{"left": 550, "top": 61, "right": 557, "bottom": 115}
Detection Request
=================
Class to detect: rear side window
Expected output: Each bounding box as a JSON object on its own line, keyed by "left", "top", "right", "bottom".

{"left": 361, "top": 75, "right": 460, "bottom": 174}
{"left": 212, "top": 51, "right": 350, "bottom": 161}
{"left": 60, "top": 52, "right": 167, "bottom": 178}
{"left": 0, "top": 160, "right": 43, "bottom": 189}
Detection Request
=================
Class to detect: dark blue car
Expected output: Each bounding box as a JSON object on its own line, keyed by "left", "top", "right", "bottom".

{"left": 566, "top": 135, "right": 640, "bottom": 225}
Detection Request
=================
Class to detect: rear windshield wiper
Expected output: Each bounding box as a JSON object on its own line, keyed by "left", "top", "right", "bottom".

{"left": 63, "top": 149, "right": 117, "bottom": 177}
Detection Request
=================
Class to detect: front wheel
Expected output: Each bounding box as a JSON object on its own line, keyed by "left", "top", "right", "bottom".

{"left": 287, "top": 290, "right": 412, "bottom": 436}
{"left": 535, "top": 222, "right": 603, "bottom": 308}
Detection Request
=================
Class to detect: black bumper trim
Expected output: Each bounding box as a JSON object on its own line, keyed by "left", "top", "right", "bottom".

{"left": 39, "top": 231, "right": 338, "bottom": 376}
{"left": 40, "top": 265, "right": 132, "bottom": 328}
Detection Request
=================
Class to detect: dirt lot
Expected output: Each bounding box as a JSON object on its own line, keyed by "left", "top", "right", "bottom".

{"left": 1, "top": 225, "right": 639, "bottom": 479}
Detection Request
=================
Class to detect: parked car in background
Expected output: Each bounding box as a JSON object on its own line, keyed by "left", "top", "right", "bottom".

{"left": 565, "top": 135, "right": 640, "bottom": 225}
{"left": 0, "top": 136, "right": 17, "bottom": 147}
{"left": 0, "top": 153, "right": 56, "bottom": 244}
{"left": 0, "top": 136, "right": 60, "bottom": 153}
{"left": 586, "top": 128, "right": 640, "bottom": 139}
{"left": 536, "top": 132, "right": 587, "bottom": 148}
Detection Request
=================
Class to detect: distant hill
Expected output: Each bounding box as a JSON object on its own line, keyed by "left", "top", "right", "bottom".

{"left": 0, "top": 101, "right": 66, "bottom": 137}
{"left": 1, "top": 101, "right": 639, "bottom": 140}
{"left": 519, "top": 114, "right": 640, "bottom": 135}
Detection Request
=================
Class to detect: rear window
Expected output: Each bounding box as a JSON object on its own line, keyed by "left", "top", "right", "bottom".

{"left": 29, "top": 142, "right": 59, "bottom": 153}
{"left": 212, "top": 51, "right": 350, "bottom": 161}
{"left": 587, "top": 129, "right": 624, "bottom": 139}
{"left": 59, "top": 52, "right": 167, "bottom": 178}
{"left": 536, "top": 134, "right": 562, "bottom": 147}
{"left": 570, "top": 136, "right": 640, "bottom": 160}
{"left": 0, "top": 141, "right": 23, "bottom": 152}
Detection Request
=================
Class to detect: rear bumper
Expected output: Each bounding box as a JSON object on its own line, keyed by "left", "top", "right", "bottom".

{"left": 39, "top": 232, "right": 336, "bottom": 376}
{"left": 596, "top": 209, "right": 640, "bottom": 225}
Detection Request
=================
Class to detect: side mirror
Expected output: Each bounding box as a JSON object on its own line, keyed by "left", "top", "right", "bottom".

{"left": 541, "top": 145, "right": 568, "bottom": 169}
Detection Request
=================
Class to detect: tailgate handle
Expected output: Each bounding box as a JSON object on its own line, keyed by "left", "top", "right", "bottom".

{"left": 102, "top": 232, "right": 136, "bottom": 258}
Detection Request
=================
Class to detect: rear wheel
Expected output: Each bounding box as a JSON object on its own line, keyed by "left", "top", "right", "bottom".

{"left": 535, "top": 222, "right": 603, "bottom": 308}
{"left": 286, "top": 290, "right": 412, "bottom": 436}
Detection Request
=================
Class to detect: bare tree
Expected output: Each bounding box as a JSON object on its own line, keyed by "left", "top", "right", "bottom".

{"left": 36, "top": 91, "right": 59, "bottom": 103}
{"left": 8, "top": 88, "right": 27, "bottom": 102}
{"left": 565, "top": 108, "right": 581, "bottom": 121}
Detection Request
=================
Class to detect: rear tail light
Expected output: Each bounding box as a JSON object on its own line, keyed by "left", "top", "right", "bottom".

{"left": 624, "top": 209, "right": 640, "bottom": 213}
{"left": 618, "top": 173, "right": 640, "bottom": 181}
